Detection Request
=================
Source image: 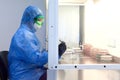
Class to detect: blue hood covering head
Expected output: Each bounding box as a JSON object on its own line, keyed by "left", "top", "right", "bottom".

{"left": 21, "top": 5, "right": 43, "bottom": 32}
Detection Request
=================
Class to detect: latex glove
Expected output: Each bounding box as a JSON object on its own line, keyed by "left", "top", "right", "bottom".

{"left": 58, "top": 41, "right": 67, "bottom": 57}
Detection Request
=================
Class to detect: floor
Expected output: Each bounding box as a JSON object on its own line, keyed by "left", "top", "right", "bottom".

{"left": 57, "top": 53, "right": 120, "bottom": 80}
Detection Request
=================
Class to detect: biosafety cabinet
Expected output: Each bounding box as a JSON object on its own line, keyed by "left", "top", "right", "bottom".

{"left": 47, "top": 0, "right": 120, "bottom": 80}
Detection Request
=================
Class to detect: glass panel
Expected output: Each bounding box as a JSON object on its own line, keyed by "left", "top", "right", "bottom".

{"left": 58, "top": 5, "right": 80, "bottom": 48}
{"left": 58, "top": 0, "right": 120, "bottom": 64}
{"left": 57, "top": 70, "right": 120, "bottom": 80}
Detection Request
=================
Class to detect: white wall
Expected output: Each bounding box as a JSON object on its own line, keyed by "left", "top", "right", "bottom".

{"left": 85, "top": 0, "right": 120, "bottom": 56}
{"left": 0, "top": 0, "right": 46, "bottom": 51}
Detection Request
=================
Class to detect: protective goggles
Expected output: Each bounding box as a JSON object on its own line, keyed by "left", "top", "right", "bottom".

{"left": 34, "top": 16, "right": 44, "bottom": 26}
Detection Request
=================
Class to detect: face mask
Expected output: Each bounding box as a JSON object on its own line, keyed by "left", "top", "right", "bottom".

{"left": 34, "top": 23, "right": 41, "bottom": 31}
{"left": 34, "top": 16, "right": 44, "bottom": 31}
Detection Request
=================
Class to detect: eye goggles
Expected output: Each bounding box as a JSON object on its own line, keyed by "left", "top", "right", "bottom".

{"left": 34, "top": 16, "right": 44, "bottom": 26}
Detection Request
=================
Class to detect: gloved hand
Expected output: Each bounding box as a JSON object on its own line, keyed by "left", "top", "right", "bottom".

{"left": 58, "top": 41, "right": 67, "bottom": 57}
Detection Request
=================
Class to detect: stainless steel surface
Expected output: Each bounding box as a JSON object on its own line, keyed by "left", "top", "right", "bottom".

{"left": 57, "top": 52, "right": 120, "bottom": 80}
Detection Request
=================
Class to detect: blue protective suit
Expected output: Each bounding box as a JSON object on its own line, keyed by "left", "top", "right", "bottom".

{"left": 8, "top": 6, "right": 48, "bottom": 80}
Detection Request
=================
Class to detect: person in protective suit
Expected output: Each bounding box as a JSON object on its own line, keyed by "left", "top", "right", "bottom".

{"left": 8, "top": 5, "right": 66, "bottom": 80}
